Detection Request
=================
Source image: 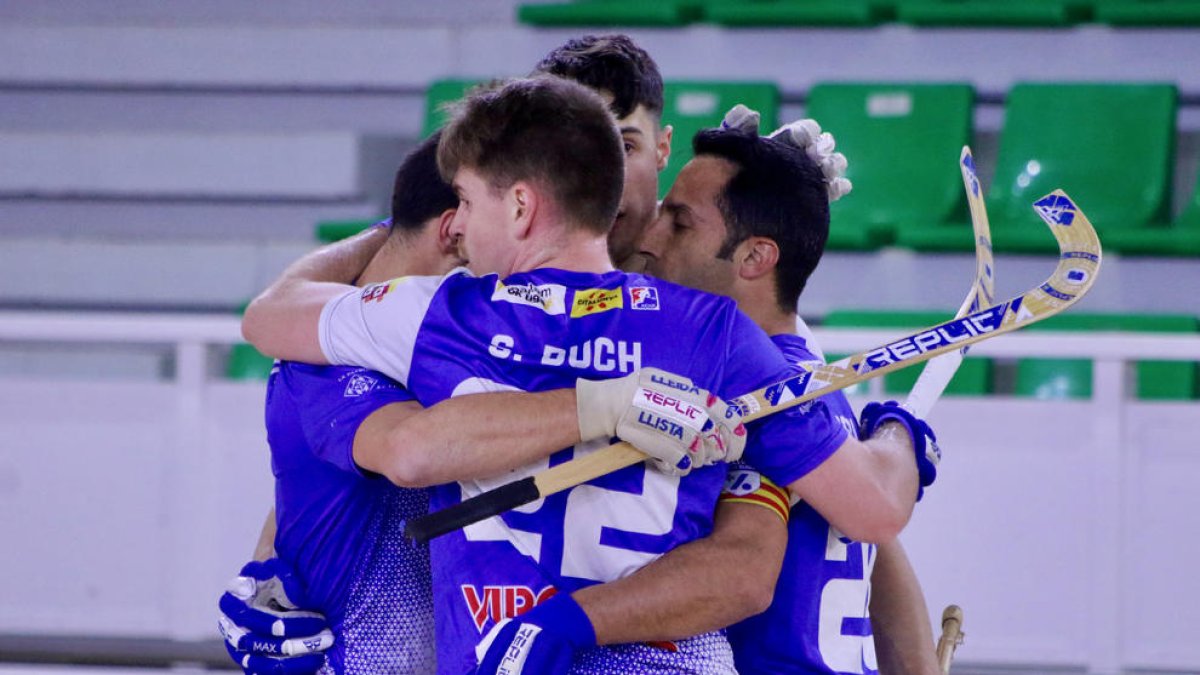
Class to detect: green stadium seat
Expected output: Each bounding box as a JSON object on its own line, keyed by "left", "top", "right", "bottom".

{"left": 659, "top": 81, "right": 780, "bottom": 199}
{"left": 1101, "top": 159, "right": 1200, "bottom": 257}
{"left": 1015, "top": 313, "right": 1199, "bottom": 400}
{"left": 822, "top": 309, "right": 994, "bottom": 395}
{"left": 517, "top": 1, "right": 702, "bottom": 27}
{"left": 705, "top": 0, "right": 885, "bottom": 27}
{"left": 897, "top": 0, "right": 1092, "bottom": 26}
{"left": 805, "top": 83, "right": 974, "bottom": 251}
{"left": 1095, "top": 0, "right": 1200, "bottom": 26}
{"left": 424, "top": 79, "right": 482, "bottom": 137}
{"left": 227, "top": 344, "right": 276, "bottom": 381}
{"left": 227, "top": 301, "right": 276, "bottom": 380}
{"left": 315, "top": 219, "right": 381, "bottom": 243}
{"left": 905, "top": 83, "right": 1177, "bottom": 255}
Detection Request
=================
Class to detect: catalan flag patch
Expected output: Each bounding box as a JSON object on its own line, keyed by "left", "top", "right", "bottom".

{"left": 720, "top": 468, "right": 791, "bottom": 524}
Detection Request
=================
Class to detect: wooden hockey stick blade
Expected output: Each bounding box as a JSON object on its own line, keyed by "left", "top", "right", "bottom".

{"left": 936, "top": 604, "right": 965, "bottom": 674}
{"left": 960, "top": 146, "right": 996, "bottom": 310}
{"left": 904, "top": 146, "right": 996, "bottom": 418}
{"left": 405, "top": 189, "right": 1101, "bottom": 544}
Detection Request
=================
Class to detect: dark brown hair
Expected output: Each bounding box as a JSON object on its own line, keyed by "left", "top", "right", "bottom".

{"left": 693, "top": 128, "right": 831, "bottom": 312}
{"left": 390, "top": 130, "right": 457, "bottom": 236}
{"left": 437, "top": 76, "right": 624, "bottom": 235}
{"left": 533, "top": 34, "right": 664, "bottom": 119}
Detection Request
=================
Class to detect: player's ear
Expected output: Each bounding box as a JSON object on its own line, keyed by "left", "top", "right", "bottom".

{"left": 435, "top": 208, "right": 459, "bottom": 257}
{"left": 656, "top": 124, "right": 673, "bottom": 173}
{"left": 509, "top": 182, "right": 536, "bottom": 240}
{"left": 736, "top": 236, "right": 779, "bottom": 282}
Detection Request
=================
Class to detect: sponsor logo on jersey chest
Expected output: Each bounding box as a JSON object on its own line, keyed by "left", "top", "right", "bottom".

{"left": 461, "top": 584, "right": 557, "bottom": 632}
{"left": 491, "top": 281, "right": 567, "bottom": 315}
{"left": 570, "top": 288, "right": 622, "bottom": 318}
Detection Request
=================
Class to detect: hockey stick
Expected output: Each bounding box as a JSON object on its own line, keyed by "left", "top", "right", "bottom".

{"left": 903, "top": 146, "right": 995, "bottom": 417}
{"left": 935, "top": 604, "right": 965, "bottom": 674}
{"left": 405, "top": 189, "right": 1101, "bottom": 543}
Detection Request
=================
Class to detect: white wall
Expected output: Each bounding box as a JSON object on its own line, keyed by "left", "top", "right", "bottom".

{"left": 1, "top": 326, "right": 1199, "bottom": 673}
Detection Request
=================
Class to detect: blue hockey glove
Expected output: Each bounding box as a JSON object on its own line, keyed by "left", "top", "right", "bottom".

{"left": 859, "top": 400, "right": 940, "bottom": 500}
{"left": 474, "top": 593, "right": 596, "bottom": 675}
{"left": 223, "top": 640, "right": 326, "bottom": 675}
{"left": 218, "top": 559, "right": 334, "bottom": 675}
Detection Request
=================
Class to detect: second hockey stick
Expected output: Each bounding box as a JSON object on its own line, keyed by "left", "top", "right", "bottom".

{"left": 904, "top": 146, "right": 996, "bottom": 417}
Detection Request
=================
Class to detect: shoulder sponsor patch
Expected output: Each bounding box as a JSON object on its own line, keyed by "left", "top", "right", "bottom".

{"left": 628, "top": 286, "right": 660, "bottom": 310}
{"left": 570, "top": 288, "right": 623, "bottom": 318}
{"left": 491, "top": 280, "right": 567, "bottom": 315}
{"left": 723, "top": 468, "right": 762, "bottom": 497}
{"left": 360, "top": 279, "right": 401, "bottom": 303}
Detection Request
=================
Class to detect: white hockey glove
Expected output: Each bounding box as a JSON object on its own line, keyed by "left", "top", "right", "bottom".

{"left": 720, "top": 103, "right": 762, "bottom": 134}
{"left": 576, "top": 368, "right": 747, "bottom": 476}
{"left": 768, "top": 117, "right": 853, "bottom": 202}
{"left": 720, "top": 104, "right": 853, "bottom": 202}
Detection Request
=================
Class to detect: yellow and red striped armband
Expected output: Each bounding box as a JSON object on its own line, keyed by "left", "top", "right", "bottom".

{"left": 719, "top": 466, "right": 791, "bottom": 524}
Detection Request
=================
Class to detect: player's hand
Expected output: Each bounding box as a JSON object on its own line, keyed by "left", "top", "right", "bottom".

{"left": 859, "top": 400, "right": 940, "bottom": 500}
{"left": 767, "top": 117, "right": 853, "bottom": 202}
{"left": 218, "top": 559, "right": 334, "bottom": 675}
{"left": 473, "top": 593, "right": 595, "bottom": 675}
{"left": 576, "top": 367, "right": 747, "bottom": 476}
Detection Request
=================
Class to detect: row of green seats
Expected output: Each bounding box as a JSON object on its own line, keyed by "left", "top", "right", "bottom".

{"left": 822, "top": 310, "right": 1200, "bottom": 400}
{"left": 850, "top": 82, "right": 1200, "bottom": 258}
{"left": 424, "top": 80, "right": 1200, "bottom": 257}
{"left": 314, "top": 77, "right": 1200, "bottom": 261}
{"left": 518, "top": 0, "right": 1200, "bottom": 28}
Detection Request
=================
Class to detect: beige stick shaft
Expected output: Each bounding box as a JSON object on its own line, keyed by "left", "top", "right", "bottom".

{"left": 936, "top": 604, "right": 965, "bottom": 674}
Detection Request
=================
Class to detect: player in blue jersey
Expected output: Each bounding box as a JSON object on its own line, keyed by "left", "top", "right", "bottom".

{"left": 635, "top": 111, "right": 943, "bottom": 673}
{"left": 218, "top": 134, "right": 464, "bottom": 675}
{"left": 242, "top": 76, "right": 934, "bottom": 674}
{"left": 221, "top": 131, "right": 741, "bottom": 675}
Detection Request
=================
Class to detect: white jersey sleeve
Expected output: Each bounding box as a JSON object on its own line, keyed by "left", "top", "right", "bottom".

{"left": 317, "top": 271, "right": 462, "bottom": 386}
{"left": 794, "top": 314, "right": 825, "bottom": 361}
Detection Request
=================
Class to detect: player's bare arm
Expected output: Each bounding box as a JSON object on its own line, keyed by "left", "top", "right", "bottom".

{"left": 573, "top": 500, "right": 786, "bottom": 644}
{"left": 353, "top": 367, "right": 740, "bottom": 488}
{"left": 786, "top": 427, "right": 919, "bottom": 543}
{"left": 870, "top": 539, "right": 940, "bottom": 675}
{"left": 251, "top": 508, "right": 276, "bottom": 562}
{"left": 243, "top": 225, "right": 389, "bottom": 363}
{"left": 351, "top": 391, "right": 577, "bottom": 487}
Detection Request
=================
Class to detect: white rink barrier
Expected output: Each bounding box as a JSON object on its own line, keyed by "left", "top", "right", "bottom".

{"left": 1, "top": 311, "right": 1199, "bottom": 674}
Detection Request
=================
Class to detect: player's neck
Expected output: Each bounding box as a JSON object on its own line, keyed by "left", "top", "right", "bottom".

{"left": 509, "top": 230, "right": 615, "bottom": 276}
{"left": 734, "top": 287, "right": 795, "bottom": 336}
{"left": 751, "top": 307, "right": 798, "bottom": 337}
{"left": 729, "top": 277, "right": 795, "bottom": 336}
{"left": 356, "top": 234, "right": 437, "bottom": 286}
